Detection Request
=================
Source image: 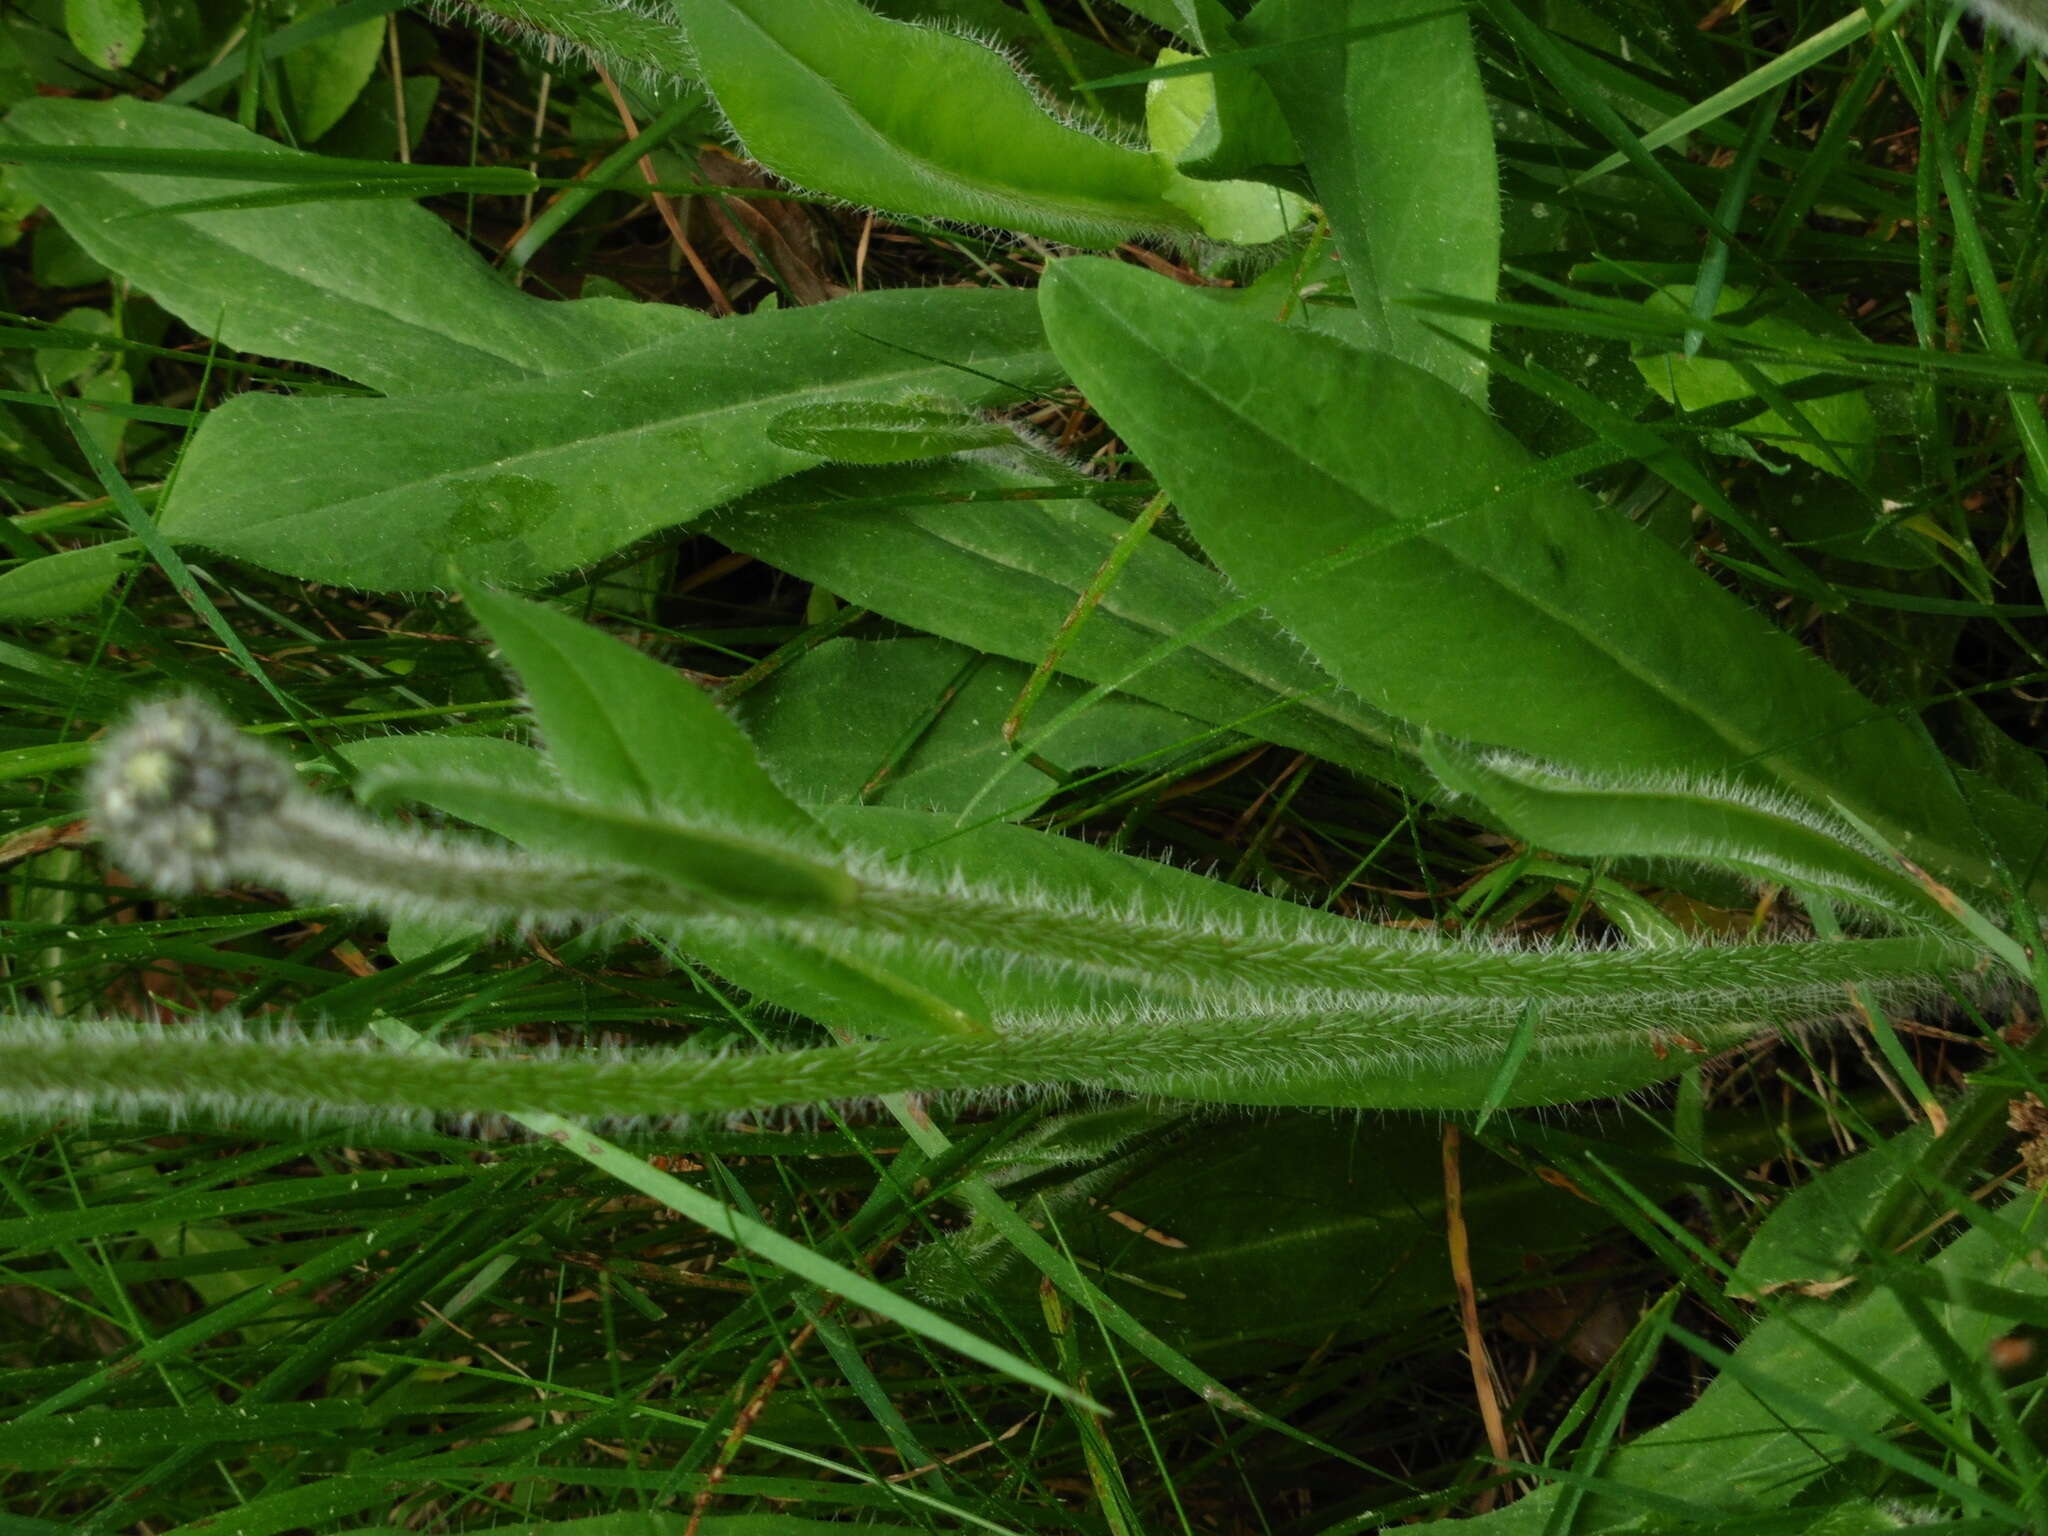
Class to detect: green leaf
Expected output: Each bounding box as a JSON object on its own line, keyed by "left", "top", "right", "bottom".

{"left": 62, "top": 0, "right": 143, "bottom": 69}
{"left": 1147, "top": 49, "right": 1306, "bottom": 244}
{"left": 425, "top": 0, "right": 699, "bottom": 103}
{"left": 1, "top": 97, "right": 680, "bottom": 395}
{"left": 1726, "top": 1127, "right": 1932, "bottom": 1301}
{"left": 346, "top": 707, "right": 992, "bottom": 1039}
{"left": 1037, "top": 258, "right": 1992, "bottom": 900}
{"left": 733, "top": 635, "right": 1203, "bottom": 818}
{"left": 701, "top": 453, "right": 1425, "bottom": 793}
{"left": 684, "top": 0, "right": 1195, "bottom": 244}
{"left": 158, "top": 288, "right": 1058, "bottom": 589}
{"left": 1143, "top": 0, "right": 1299, "bottom": 183}
{"left": 0, "top": 538, "right": 136, "bottom": 619}
{"left": 1421, "top": 735, "right": 1949, "bottom": 927}
{"left": 918, "top": 1114, "right": 1693, "bottom": 1367}
{"left": 1635, "top": 285, "right": 1881, "bottom": 478}
{"left": 462, "top": 587, "right": 823, "bottom": 844}
{"left": 763, "top": 400, "right": 1016, "bottom": 464}
{"left": 1239, "top": 0, "right": 1499, "bottom": 397}
{"left": 464, "top": 0, "right": 1195, "bottom": 244}
{"left": 459, "top": 590, "right": 998, "bottom": 1035}
{"left": 1450, "top": 1214, "right": 2048, "bottom": 1532}
{"left": 279, "top": 0, "right": 386, "bottom": 142}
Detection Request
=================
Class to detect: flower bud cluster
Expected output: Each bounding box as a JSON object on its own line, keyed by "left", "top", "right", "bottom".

{"left": 86, "top": 698, "right": 296, "bottom": 893}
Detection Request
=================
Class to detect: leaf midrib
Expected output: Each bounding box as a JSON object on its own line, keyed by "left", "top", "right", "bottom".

{"left": 180, "top": 347, "right": 1056, "bottom": 539}
{"left": 1077, "top": 284, "right": 1888, "bottom": 829}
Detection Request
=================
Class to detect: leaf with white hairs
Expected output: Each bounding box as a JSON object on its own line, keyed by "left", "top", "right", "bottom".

{"left": 1421, "top": 734, "right": 1957, "bottom": 931}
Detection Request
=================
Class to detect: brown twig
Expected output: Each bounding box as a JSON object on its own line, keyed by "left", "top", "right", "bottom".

{"left": 595, "top": 65, "right": 733, "bottom": 314}
{"left": 1444, "top": 1123, "right": 1511, "bottom": 1507}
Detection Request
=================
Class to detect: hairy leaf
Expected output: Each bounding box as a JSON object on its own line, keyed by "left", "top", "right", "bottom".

{"left": 159, "top": 288, "right": 1058, "bottom": 588}
{"left": 1, "top": 97, "right": 690, "bottom": 394}
{"left": 1038, "top": 259, "right": 1992, "bottom": 899}
{"left": 702, "top": 454, "right": 1424, "bottom": 792}
{"left": 461, "top": 0, "right": 1196, "bottom": 244}
{"left": 1423, "top": 735, "right": 1950, "bottom": 927}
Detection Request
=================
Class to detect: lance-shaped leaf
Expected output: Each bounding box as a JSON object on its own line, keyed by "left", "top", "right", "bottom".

{"left": 463, "top": 586, "right": 824, "bottom": 843}
{"left": 459, "top": 588, "right": 992, "bottom": 1035}
{"left": 702, "top": 454, "right": 1424, "bottom": 792}
{"left": 764, "top": 400, "right": 1015, "bottom": 464}
{"left": 158, "top": 287, "right": 1058, "bottom": 589}
{"left": 1240, "top": 0, "right": 1500, "bottom": 397}
{"left": 0, "top": 97, "right": 694, "bottom": 395}
{"left": 345, "top": 734, "right": 989, "bottom": 1038}
{"left": 1422, "top": 735, "right": 1952, "bottom": 928}
{"left": 678, "top": 0, "right": 1194, "bottom": 245}
{"left": 463, "top": 0, "right": 1195, "bottom": 245}
{"left": 1038, "top": 258, "right": 1994, "bottom": 899}
{"left": 354, "top": 769, "right": 857, "bottom": 916}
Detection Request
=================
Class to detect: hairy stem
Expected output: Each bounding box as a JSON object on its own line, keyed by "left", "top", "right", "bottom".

{"left": 837, "top": 887, "right": 1972, "bottom": 1007}
{"left": 0, "top": 1000, "right": 1795, "bottom": 1129}
{"left": 443, "top": 0, "right": 698, "bottom": 88}
{"left": 89, "top": 699, "right": 1983, "bottom": 1023}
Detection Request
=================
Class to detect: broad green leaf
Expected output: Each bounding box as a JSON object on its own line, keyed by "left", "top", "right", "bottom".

{"left": 764, "top": 400, "right": 1015, "bottom": 464}
{"left": 1726, "top": 1127, "right": 1932, "bottom": 1301}
{"left": 1636, "top": 285, "right": 1880, "bottom": 478}
{"left": 1, "top": 98, "right": 695, "bottom": 394}
{"left": 734, "top": 636, "right": 1204, "bottom": 818}
{"left": 700, "top": 454, "right": 1426, "bottom": 793}
{"left": 1422, "top": 735, "right": 1949, "bottom": 927}
{"left": 280, "top": 0, "right": 387, "bottom": 142}
{"left": 0, "top": 538, "right": 136, "bottom": 619}
{"left": 160, "top": 288, "right": 1059, "bottom": 589}
{"left": 1144, "top": 0, "right": 1300, "bottom": 183}
{"left": 1240, "top": 0, "right": 1500, "bottom": 397}
{"left": 916, "top": 1114, "right": 1690, "bottom": 1368}
{"left": 461, "top": 0, "right": 1194, "bottom": 244}
{"left": 1147, "top": 50, "right": 1306, "bottom": 244}
{"left": 62, "top": 0, "right": 142, "bottom": 68}
{"left": 1038, "top": 258, "right": 1992, "bottom": 900}
{"left": 680, "top": 0, "right": 1193, "bottom": 244}
{"left": 463, "top": 586, "right": 823, "bottom": 843}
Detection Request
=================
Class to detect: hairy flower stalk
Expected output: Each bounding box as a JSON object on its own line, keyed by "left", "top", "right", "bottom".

{"left": 89, "top": 700, "right": 1979, "bottom": 1026}
{"left": 88, "top": 700, "right": 825, "bottom": 927}
{"left": 837, "top": 886, "right": 1966, "bottom": 1010}
{"left": 0, "top": 1001, "right": 1784, "bottom": 1132}
{"left": 437, "top": 0, "right": 697, "bottom": 84}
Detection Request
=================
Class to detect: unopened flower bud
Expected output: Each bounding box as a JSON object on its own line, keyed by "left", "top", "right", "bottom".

{"left": 87, "top": 698, "right": 296, "bottom": 892}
